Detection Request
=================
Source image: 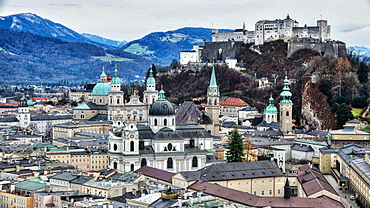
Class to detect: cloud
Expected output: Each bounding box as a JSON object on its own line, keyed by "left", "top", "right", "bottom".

{"left": 340, "top": 25, "right": 369, "bottom": 33}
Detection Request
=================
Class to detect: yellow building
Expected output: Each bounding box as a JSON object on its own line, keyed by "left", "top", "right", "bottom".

{"left": 46, "top": 147, "right": 109, "bottom": 171}
{"left": 329, "top": 125, "right": 370, "bottom": 148}
{"left": 90, "top": 150, "right": 109, "bottom": 171}
{"left": 0, "top": 192, "right": 33, "bottom": 208}
{"left": 46, "top": 147, "right": 71, "bottom": 164}
{"left": 173, "top": 161, "right": 298, "bottom": 197}
{"left": 320, "top": 144, "right": 370, "bottom": 208}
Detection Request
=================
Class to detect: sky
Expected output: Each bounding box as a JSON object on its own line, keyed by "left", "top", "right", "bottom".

{"left": 0, "top": 0, "right": 370, "bottom": 47}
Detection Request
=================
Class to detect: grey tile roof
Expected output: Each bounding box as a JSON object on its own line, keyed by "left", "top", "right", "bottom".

{"left": 179, "top": 161, "right": 284, "bottom": 182}
{"left": 291, "top": 144, "right": 314, "bottom": 152}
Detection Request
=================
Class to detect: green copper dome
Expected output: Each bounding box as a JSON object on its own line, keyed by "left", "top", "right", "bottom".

{"left": 92, "top": 83, "right": 111, "bottom": 95}
{"left": 146, "top": 68, "right": 156, "bottom": 85}
{"left": 111, "top": 68, "right": 121, "bottom": 85}
{"left": 92, "top": 69, "right": 111, "bottom": 95}
{"left": 149, "top": 89, "right": 175, "bottom": 116}
{"left": 280, "top": 76, "right": 293, "bottom": 104}
{"left": 265, "top": 95, "right": 277, "bottom": 114}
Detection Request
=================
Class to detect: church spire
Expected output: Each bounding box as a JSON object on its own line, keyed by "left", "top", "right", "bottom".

{"left": 280, "top": 76, "right": 293, "bottom": 104}
{"left": 111, "top": 65, "right": 120, "bottom": 85}
{"left": 158, "top": 85, "right": 166, "bottom": 100}
{"left": 208, "top": 64, "right": 219, "bottom": 96}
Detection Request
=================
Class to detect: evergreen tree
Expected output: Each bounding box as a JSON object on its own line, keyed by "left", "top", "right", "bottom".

{"left": 226, "top": 129, "right": 245, "bottom": 162}
{"left": 336, "top": 103, "right": 354, "bottom": 127}
{"left": 357, "top": 62, "right": 369, "bottom": 83}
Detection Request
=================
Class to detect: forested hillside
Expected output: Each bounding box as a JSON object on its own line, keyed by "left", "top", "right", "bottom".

{"left": 157, "top": 40, "right": 370, "bottom": 129}
{"left": 0, "top": 28, "right": 157, "bottom": 85}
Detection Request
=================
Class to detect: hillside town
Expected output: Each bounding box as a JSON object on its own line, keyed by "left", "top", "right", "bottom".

{"left": 0, "top": 14, "right": 369, "bottom": 208}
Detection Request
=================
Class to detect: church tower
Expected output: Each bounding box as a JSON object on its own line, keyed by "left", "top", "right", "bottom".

{"left": 143, "top": 67, "right": 158, "bottom": 105}
{"left": 206, "top": 64, "right": 220, "bottom": 136}
{"left": 108, "top": 66, "right": 124, "bottom": 123}
{"left": 264, "top": 95, "right": 278, "bottom": 123}
{"left": 17, "top": 95, "right": 30, "bottom": 128}
{"left": 279, "top": 76, "right": 293, "bottom": 133}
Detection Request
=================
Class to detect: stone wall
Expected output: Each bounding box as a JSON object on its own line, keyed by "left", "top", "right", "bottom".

{"left": 287, "top": 38, "right": 346, "bottom": 57}
{"left": 200, "top": 41, "right": 244, "bottom": 62}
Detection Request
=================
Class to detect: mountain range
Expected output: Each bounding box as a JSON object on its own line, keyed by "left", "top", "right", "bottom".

{"left": 0, "top": 12, "right": 368, "bottom": 85}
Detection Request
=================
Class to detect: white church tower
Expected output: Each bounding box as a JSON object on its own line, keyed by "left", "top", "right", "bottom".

{"left": 143, "top": 67, "right": 158, "bottom": 105}
{"left": 16, "top": 95, "right": 30, "bottom": 128}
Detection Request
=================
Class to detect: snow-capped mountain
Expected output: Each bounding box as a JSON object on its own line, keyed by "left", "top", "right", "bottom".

{"left": 347, "top": 46, "right": 370, "bottom": 58}
{"left": 0, "top": 13, "right": 116, "bottom": 49}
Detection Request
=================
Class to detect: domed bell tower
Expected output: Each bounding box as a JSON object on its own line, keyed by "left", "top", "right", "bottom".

{"left": 279, "top": 76, "right": 293, "bottom": 133}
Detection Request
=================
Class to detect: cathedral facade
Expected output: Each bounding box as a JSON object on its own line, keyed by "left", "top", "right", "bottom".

{"left": 107, "top": 66, "right": 221, "bottom": 173}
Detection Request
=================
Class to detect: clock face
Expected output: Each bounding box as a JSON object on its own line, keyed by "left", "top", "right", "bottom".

{"left": 130, "top": 134, "right": 135, "bottom": 138}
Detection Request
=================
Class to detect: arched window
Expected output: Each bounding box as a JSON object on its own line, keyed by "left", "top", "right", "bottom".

{"left": 167, "top": 143, "right": 173, "bottom": 151}
{"left": 152, "top": 98, "right": 155, "bottom": 103}
{"left": 167, "top": 157, "right": 173, "bottom": 169}
{"left": 214, "top": 99, "right": 217, "bottom": 105}
{"left": 286, "top": 111, "right": 289, "bottom": 116}
{"left": 209, "top": 99, "right": 211, "bottom": 105}
{"left": 172, "top": 118, "right": 174, "bottom": 125}
{"left": 99, "top": 98, "right": 102, "bottom": 103}
{"left": 117, "top": 99, "right": 120, "bottom": 104}
{"left": 164, "top": 118, "right": 167, "bottom": 126}
{"left": 141, "top": 158, "right": 147, "bottom": 167}
{"left": 130, "top": 141, "right": 135, "bottom": 151}
{"left": 113, "top": 144, "right": 117, "bottom": 151}
{"left": 192, "top": 156, "right": 198, "bottom": 167}
{"left": 113, "top": 162, "right": 117, "bottom": 169}
{"left": 130, "top": 164, "right": 135, "bottom": 171}
{"left": 154, "top": 119, "right": 158, "bottom": 126}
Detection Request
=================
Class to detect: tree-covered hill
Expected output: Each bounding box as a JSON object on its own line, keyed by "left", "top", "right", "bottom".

{"left": 0, "top": 28, "right": 157, "bottom": 85}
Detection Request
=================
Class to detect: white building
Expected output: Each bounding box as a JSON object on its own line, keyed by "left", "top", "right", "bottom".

{"left": 180, "top": 44, "right": 203, "bottom": 65}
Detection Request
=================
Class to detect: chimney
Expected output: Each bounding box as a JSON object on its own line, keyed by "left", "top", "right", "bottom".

{"left": 284, "top": 179, "right": 291, "bottom": 199}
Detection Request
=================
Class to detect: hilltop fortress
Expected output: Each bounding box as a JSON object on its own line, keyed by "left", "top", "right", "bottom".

{"left": 212, "top": 14, "right": 330, "bottom": 45}
{"left": 180, "top": 15, "right": 346, "bottom": 65}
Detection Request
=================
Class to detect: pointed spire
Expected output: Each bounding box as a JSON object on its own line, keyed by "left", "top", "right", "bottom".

{"left": 100, "top": 66, "right": 107, "bottom": 77}
{"left": 111, "top": 66, "right": 121, "bottom": 85}
{"left": 286, "top": 14, "right": 291, "bottom": 19}
{"left": 209, "top": 64, "right": 218, "bottom": 88}
{"left": 269, "top": 95, "right": 274, "bottom": 104}
{"left": 280, "top": 76, "right": 293, "bottom": 104}
{"left": 158, "top": 85, "right": 166, "bottom": 100}
{"left": 146, "top": 66, "right": 156, "bottom": 85}
{"left": 243, "top": 21, "right": 245, "bottom": 30}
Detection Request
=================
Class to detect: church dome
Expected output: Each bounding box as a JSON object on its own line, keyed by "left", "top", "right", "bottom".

{"left": 149, "top": 89, "right": 175, "bottom": 116}
{"left": 92, "top": 82, "right": 111, "bottom": 95}
{"left": 92, "top": 69, "right": 112, "bottom": 95}
{"left": 265, "top": 95, "right": 277, "bottom": 114}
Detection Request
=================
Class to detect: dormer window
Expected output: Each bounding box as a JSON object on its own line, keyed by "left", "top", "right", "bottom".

{"left": 167, "top": 143, "right": 173, "bottom": 151}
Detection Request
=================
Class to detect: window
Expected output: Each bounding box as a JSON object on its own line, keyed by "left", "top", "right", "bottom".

{"left": 190, "top": 138, "right": 195, "bottom": 148}
{"left": 164, "top": 118, "right": 167, "bottom": 126}
{"left": 130, "top": 141, "right": 134, "bottom": 151}
{"left": 113, "top": 144, "right": 118, "bottom": 151}
{"left": 254, "top": 191, "right": 257, "bottom": 195}
{"left": 269, "top": 190, "right": 272, "bottom": 195}
{"left": 141, "top": 158, "right": 147, "bottom": 167}
{"left": 167, "top": 157, "right": 173, "bottom": 169}
{"left": 192, "top": 156, "right": 198, "bottom": 167}
{"left": 130, "top": 164, "right": 135, "bottom": 171}
{"left": 154, "top": 119, "right": 158, "bottom": 126}
{"left": 168, "top": 143, "right": 173, "bottom": 151}
{"left": 261, "top": 190, "right": 264, "bottom": 195}
{"left": 277, "top": 189, "right": 281, "bottom": 194}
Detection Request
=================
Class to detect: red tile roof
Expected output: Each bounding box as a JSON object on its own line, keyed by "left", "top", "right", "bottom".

{"left": 134, "top": 166, "right": 174, "bottom": 183}
{"left": 0, "top": 103, "right": 18, "bottom": 107}
{"left": 188, "top": 181, "right": 344, "bottom": 208}
{"left": 298, "top": 166, "right": 338, "bottom": 197}
{"left": 220, "top": 98, "right": 249, "bottom": 107}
